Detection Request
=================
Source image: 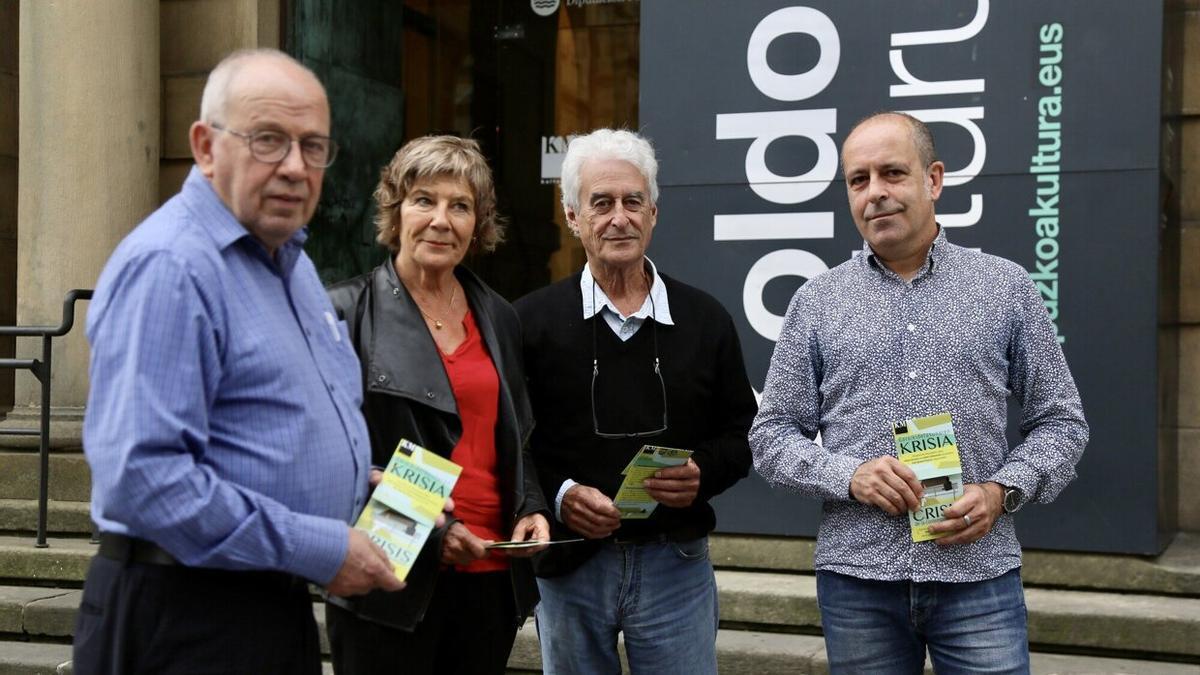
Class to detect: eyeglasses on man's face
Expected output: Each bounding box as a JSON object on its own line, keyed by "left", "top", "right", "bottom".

{"left": 210, "top": 123, "right": 338, "bottom": 169}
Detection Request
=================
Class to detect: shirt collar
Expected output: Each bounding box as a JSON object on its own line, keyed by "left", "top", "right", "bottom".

{"left": 580, "top": 257, "right": 674, "bottom": 325}
{"left": 861, "top": 224, "right": 949, "bottom": 279}
{"left": 180, "top": 165, "right": 309, "bottom": 275}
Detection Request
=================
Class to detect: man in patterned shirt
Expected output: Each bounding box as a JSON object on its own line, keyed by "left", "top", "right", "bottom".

{"left": 750, "top": 111, "right": 1088, "bottom": 673}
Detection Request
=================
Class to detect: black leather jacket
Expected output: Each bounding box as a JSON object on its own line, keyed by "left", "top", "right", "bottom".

{"left": 325, "top": 259, "right": 546, "bottom": 631}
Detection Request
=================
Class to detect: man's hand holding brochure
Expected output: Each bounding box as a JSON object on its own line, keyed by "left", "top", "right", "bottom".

{"left": 615, "top": 445, "right": 695, "bottom": 519}
{"left": 892, "top": 413, "right": 964, "bottom": 542}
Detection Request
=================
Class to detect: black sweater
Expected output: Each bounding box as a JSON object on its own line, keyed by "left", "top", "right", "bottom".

{"left": 515, "top": 272, "right": 757, "bottom": 576}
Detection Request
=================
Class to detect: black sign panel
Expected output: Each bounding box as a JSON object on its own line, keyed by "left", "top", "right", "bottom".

{"left": 640, "top": 0, "right": 1163, "bottom": 553}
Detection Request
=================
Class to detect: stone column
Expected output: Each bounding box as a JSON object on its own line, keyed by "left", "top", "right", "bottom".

{"left": 14, "top": 1, "right": 159, "bottom": 415}
{"left": 1177, "top": 6, "right": 1200, "bottom": 533}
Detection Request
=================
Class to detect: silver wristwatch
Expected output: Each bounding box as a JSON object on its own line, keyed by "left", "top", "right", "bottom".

{"left": 1002, "top": 487, "right": 1023, "bottom": 514}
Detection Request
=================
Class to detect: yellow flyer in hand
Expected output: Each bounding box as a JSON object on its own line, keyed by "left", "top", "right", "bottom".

{"left": 354, "top": 438, "right": 461, "bottom": 581}
{"left": 613, "top": 445, "right": 693, "bottom": 519}
{"left": 893, "top": 412, "right": 964, "bottom": 542}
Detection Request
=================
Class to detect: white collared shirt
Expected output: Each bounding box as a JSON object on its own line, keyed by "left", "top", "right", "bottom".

{"left": 580, "top": 257, "right": 674, "bottom": 341}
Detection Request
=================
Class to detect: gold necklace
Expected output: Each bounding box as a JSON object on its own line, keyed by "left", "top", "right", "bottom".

{"left": 415, "top": 284, "right": 458, "bottom": 330}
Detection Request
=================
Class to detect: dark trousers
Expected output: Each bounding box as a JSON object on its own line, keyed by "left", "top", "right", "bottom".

{"left": 72, "top": 554, "right": 321, "bottom": 675}
{"left": 327, "top": 570, "right": 518, "bottom": 675}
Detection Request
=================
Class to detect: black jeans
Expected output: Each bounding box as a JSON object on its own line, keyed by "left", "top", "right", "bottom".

{"left": 327, "top": 569, "right": 518, "bottom": 675}
{"left": 73, "top": 554, "right": 321, "bottom": 675}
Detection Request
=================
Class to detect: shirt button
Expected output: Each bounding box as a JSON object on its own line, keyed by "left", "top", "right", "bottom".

{"left": 377, "top": 374, "right": 388, "bottom": 383}
{"left": 426, "top": 391, "right": 436, "bottom": 399}
{"left": 908, "top": 370, "right": 918, "bottom": 379}
{"left": 392, "top": 288, "right": 400, "bottom": 296}
{"left": 907, "top": 323, "right": 916, "bottom": 332}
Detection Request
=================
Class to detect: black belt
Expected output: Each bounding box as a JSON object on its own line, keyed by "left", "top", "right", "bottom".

{"left": 609, "top": 532, "right": 673, "bottom": 546}
{"left": 96, "top": 533, "right": 310, "bottom": 595}
{"left": 98, "top": 533, "right": 179, "bottom": 566}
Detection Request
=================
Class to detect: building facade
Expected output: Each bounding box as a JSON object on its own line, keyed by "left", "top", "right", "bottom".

{"left": 0, "top": 0, "right": 1197, "bottom": 540}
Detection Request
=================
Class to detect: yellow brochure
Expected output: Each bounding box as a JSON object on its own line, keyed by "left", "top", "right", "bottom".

{"left": 893, "top": 413, "right": 964, "bottom": 542}
{"left": 354, "top": 438, "right": 461, "bottom": 581}
{"left": 613, "top": 445, "right": 693, "bottom": 519}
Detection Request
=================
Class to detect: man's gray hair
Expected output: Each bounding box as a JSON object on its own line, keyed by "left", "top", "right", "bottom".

{"left": 560, "top": 129, "right": 659, "bottom": 214}
{"left": 199, "top": 48, "right": 322, "bottom": 124}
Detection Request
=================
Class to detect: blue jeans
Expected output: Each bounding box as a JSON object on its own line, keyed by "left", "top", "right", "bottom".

{"left": 817, "top": 568, "right": 1030, "bottom": 675}
{"left": 535, "top": 537, "right": 718, "bottom": 675}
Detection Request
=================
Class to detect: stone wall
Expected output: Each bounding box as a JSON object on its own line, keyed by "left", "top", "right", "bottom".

{"left": 159, "top": 0, "right": 281, "bottom": 201}
{"left": 3, "top": 0, "right": 1195, "bottom": 532}
{"left": 1171, "top": 0, "right": 1200, "bottom": 531}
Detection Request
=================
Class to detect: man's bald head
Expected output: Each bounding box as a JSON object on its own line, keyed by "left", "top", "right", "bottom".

{"left": 199, "top": 49, "right": 326, "bottom": 125}
{"left": 843, "top": 111, "right": 938, "bottom": 170}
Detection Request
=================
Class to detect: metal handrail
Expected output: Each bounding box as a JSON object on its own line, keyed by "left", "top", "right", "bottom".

{"left": 0, "top": 289, "right": 93, "bottom": 547}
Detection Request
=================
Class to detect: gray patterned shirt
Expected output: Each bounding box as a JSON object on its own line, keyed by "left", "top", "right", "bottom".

{"left": 750, "top": 227, "right": 1088, "bottom": 583}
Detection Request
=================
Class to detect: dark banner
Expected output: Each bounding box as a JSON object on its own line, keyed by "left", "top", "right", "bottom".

{"left": 641, "top": 0, "right": 1164, "bottom": 553}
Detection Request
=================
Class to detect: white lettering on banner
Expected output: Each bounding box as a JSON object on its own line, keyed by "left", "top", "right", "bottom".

{"left": 715, "top": 109, "right": 838, "bottom": 204}
{"left": 889, "top": 50, "right": 985, "bottom": 98}
{"left": 716, "top": 7, "right": 839, "bottom": 341}
{"left": 891, "top": 1, "right": 990, "bottom": 226}
{"left": 890, "top": 0, "right": 989, "bottom": 46}
{"left": 713, "top": 213, "right": 833, "bottom": 241}
{"left": 743, "top": 250, "right": 828, "bottom": 339}
{"left": 746, "top": 7, "right": 840, "bottom": 101}
{"left": 716, "top": 4, "right": 990, "bottom": 342}
{"left": 938, "top": 193, "right": 984, "bottom": 228}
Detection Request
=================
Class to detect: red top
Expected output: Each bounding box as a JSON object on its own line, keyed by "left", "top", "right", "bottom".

{"left": 440, "top": 309, "right": 508, "bottom": 573}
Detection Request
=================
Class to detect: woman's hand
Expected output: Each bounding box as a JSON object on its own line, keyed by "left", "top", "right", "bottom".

{"left": 440, "top": 522, "right": 489, "bottom": 565}
{"left": 504, "top": 513, "right": 550, "bottom": 558}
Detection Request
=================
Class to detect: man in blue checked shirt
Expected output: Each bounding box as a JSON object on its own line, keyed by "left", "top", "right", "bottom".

{"left": 751, "top": 112, "right": 1088, "bottom": 674}
{"left": 74, "top": 49, "right": 405, "bottom": 675}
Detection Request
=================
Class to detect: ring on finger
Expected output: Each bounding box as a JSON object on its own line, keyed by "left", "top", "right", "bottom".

{"left": 963, "top": 514, "right": 972, "bottom": 527}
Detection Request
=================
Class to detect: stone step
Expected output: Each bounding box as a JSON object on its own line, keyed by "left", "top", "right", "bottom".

{"left": 0, "top": 644, "right": 338, "bottom": 675}
{"left": 509, "top": 618, "right": 1200, "bottom": 674}
{"left": 0, "top": 536, "right": 94, "bottom": 584}
{"left": 0, "top": 641, "right": 71, "bottom": 675}
{"left": 0, "top": 501, "right": 93, "bottom": 536}
{"left": 0, "top": 613, "right": 1193, "bottom": 675}
{"left": 0, "top": 410, "right": 84, "bottom": 453}
{"left": 0, "top": 558, "right": 1196, "bottom": 662}
{"left": 0, "top": 454, "right": 90, "bottom": 502}
{"left": 712, "top": 569, "right": 1200, "bottom": 660}
{"left": 710, "top": 532, "right": 1200, "bottom": 597}
{"left": 715, "top": 566, "right": 1200, "bottom": 658}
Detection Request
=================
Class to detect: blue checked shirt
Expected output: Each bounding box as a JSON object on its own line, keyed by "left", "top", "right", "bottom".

{"left": 751, "top": 227, "right": 1088, "bottom": 583}
{"left": 84, "top": 167, "right": 370, "bottom": 585}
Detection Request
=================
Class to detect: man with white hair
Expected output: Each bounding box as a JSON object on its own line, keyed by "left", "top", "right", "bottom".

{"left": 515, "top": 128, "right": 757, "bottom": 674}
{"left": 74, "top": 49, "right": 404, "bottom": 674}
